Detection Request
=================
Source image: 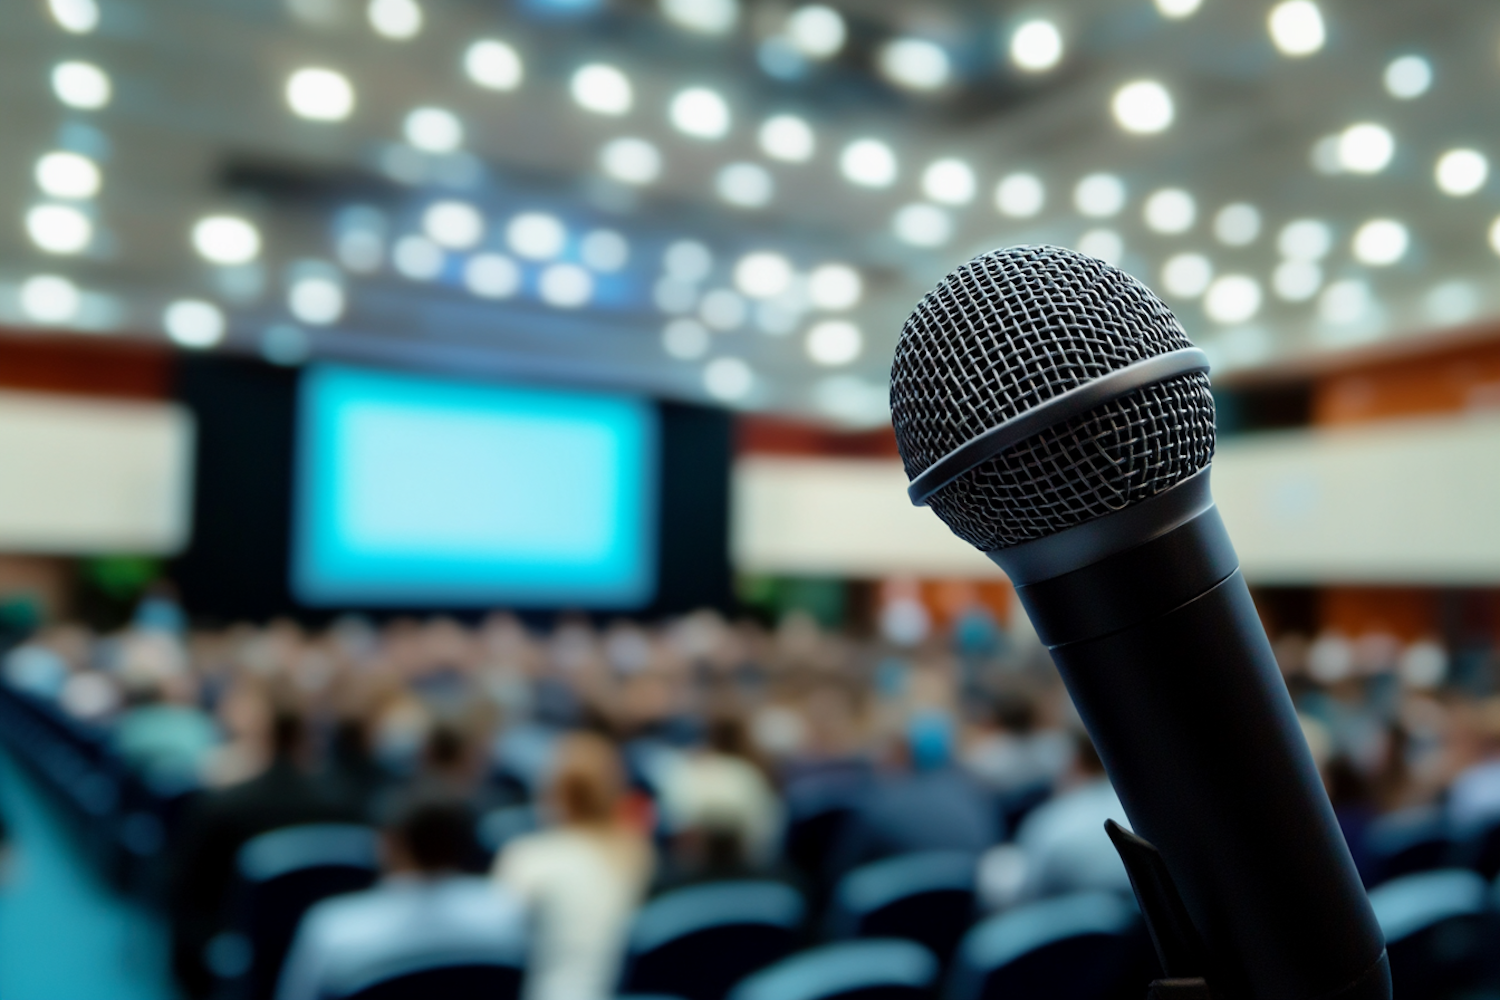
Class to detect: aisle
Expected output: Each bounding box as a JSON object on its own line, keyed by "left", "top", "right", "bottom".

{"left": 0, "top": 751, "right": 177, "bottom": 1000}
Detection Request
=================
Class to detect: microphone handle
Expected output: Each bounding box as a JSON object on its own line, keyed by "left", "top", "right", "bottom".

{"left": 1004, "top": 494, "right": 1390, "bottom": 1000}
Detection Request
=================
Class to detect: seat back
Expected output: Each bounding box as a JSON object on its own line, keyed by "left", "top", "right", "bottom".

{"left": 334, "top": 953, "right": 524, "bottom": 1000}
{"left": 945, "top": 890, "right": 1140, "bottom": 1000}
{"left": 829, "top": 851, "right": 976, "bottom": 965}
{"left": 727, "top": 939, "right": 939, "bottom": 1000}
{"left": 1365, "top": 806, "right": 1450, "bottom": 886}
{"left": 230, "top": 823, "right": 380, "bottom": 1000}
{"left": 1368, "top": 868, "right": 1494, "bottom": 1000}
{"left": 621, "top": 881, "right": 805, "bottom": 1000}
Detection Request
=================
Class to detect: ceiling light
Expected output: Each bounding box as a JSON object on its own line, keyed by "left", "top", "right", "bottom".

{"left": 35, "top": 152, "right": 101, "bottom": 199}
{"left": 1161, "top": 253, "right": 1213, "bottom": 298}
{"left": 506, "top": 213, "right": 566, "bottom": 260}
{"left": 806, "top": 320, "right": 862, "bottom": 366}
{"left": 699, "top": 288, "right": 747, "bottom": 330}
{"left": 334, "top": 213, "right": 385, "bottom": 273}
{"left": 840, "top": 139, "right": 897, "bottom": 188}
{"left": 368, "top": 0, "right": 422, "bottom": 39}
{"left": 261, "top": 324, "right": 309, "bottom": 366}
{"left": 808, "top": 264, "right": 862, "bottom": 310}
{"left": 51, "top": 62, "right": 111, "bottom": 109}
{"left": 1010, "top": 19, "right": 1063, "bottom": 72}
{"left": 755, "top": 300, "right": 800, "bottom": 337}
{"left": 1278, "top": 219, "right": 1332, "bottom": 260}
{"left": 392, "top": 235, "right": 444, "bottom": 279}
{"left": 538, "top": 263, "right": 593, "bottom": 308}
{"left": 669, "top": 87, "right": 730, "bottom": 139}
{"left": 26, "top": 204, "right": 92, "bottom": 254}
{"left": 1143, "top": 188, "right": 1195, "bottom": 233}
{"left": 581, "top": 230, "right": 629, "bottom": 271}
{"left": 922, "top": 159, "right": 976, "bottom": 205}
{"left": 465, "top": 40, "right": 523, "bottom": 91}
{"left": 1268, "top": 0, "right": 1324, "bottom": 57}
{"left": 1154, "top": 0, "right": 1202, "bottom": 19}
{"left": 288, "top": 275, "right": 345, "bottom": 325}
{"left": 663, "top": 319, "right": 710, "bottom": 359}
{"left": 1337, "top": 123, "right": 1393, "bottom": 174}
{"left": 1435, "top": 149, "right": 1488, "bottom": 197}
{"left": 815, "top": 376, "right": 889, "bottom": 427}
{"left": 1074, "top": 173, "right": 1126, "bottom": 217}
{"left": 1204, "top": 275, "right": 1262, "bottom": 324}
{"left": 716, "top": 163, "right": 773, "bottom": 208}
{"left": 1076, "top": 229, "right": 1123, "bottom": 266}
{"left": 1112, "top": 80, "right": 1174, "bottom": 134}
{"left": 1213, "top": 203, "right": 1260, "bottom": 246}
{"left": 464, "top": 254, "right": 520, "bottom": 298}
{"left": 1318, "top": 279, "right": 1370, "bottom": 325}
{"left": 286, "top": 68, "right": 355, "bottom": 121}
{"left": 422, "top": 200, "right": 484, "bottom": 249}
{"left": 759, "top": 115, "right": 815, "bottom": 162}
{"left": 20, "top": 275, "right": 81, "bottom": 324}
{"left": 655, "top": 278, "right": 697, "bottom": 314}
{"left": 1489, "top": 216, "right": 1500, "bottom": 257}
{"left": 1384, "top": 56, "right": 1431, "bottom": 100}
{"left": 571, "top": 64, "right": 633, "bottom": 115}
{"left": 1424, "top": 281, "right": 1478, "bottom": 325}
{"left": 994, "top": 173, "right": 1044, "bottom": 217}
{"left": 893, "top": 204, "right": 952, "bottom": 247}
{"left": 703, "top": 357, "right": 753, "bottom": 402}
{"left": 660, "top": 0, "right": 737, "bottom": 35}
{"left": 49, "top": 0, "right": 99, "bottom": 33}
{"left": 599, "top": 137, "right": 661, "bottom": 184}
{"left": 787, "top": 5, "right": 845, "bottom": 59}
{"left": 665, "top": 240, "right": 713, "bottom": 281}
{"left": 1273, "top": 260, "right": 1322, "bottom": 301}
{"left": 879, "top": 38, "right": 951, "bottom": 91}
{"left": 404, "top": 107, "right": 463, "bottom": 153}
{"left": 192, "top": 215, "right": 261, "bottom": 265}
{"left": 1352, "top": 219, "right": 1408, "bottom": 266}
{"left": 163, "top": 300, "right": 226, "bottom": 348}
{"left": 734, "top": 252, "right": 792, "bottom": 299}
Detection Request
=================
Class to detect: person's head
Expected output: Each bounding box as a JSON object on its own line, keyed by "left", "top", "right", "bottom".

{"left": 990, "top": 690, "right": 1038, "bottom": 735}
{"left": 905, "top": 710, "right": 956, "bottom": 772}
{"left": 422, "top": 721, "right": 470, "bottom": 777}
{"left": 547, "top": 731, "right": 626, "bottom": 828}
{"left": 384, "top": 798, "right": 474, "bottom": 875}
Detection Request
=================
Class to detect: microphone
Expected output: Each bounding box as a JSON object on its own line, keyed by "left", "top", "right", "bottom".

{"left": 890, "top": 246, "right": 1389, "bottom": 1000}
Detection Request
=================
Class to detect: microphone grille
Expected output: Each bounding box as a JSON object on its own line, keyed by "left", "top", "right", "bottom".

{"left": 890, "top": 245, "right": 1215, "bottom": 551}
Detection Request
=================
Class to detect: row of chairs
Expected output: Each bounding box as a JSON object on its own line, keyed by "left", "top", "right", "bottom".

{"left": 1363, "top": 804, "right": 1500, "bottom": 886}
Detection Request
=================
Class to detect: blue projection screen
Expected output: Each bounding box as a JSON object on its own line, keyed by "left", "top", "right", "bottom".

{"left": 292, "top": 365, "right": 658, "bottom": 608}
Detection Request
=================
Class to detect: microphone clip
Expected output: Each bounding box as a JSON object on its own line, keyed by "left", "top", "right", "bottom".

{"left": 1106, "top": 820, "right": 1220, "bottom": 1000}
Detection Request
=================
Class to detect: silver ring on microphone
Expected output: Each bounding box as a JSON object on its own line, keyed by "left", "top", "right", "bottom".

{"left": 906, "top": 346, "right": 1211, "bottom": 507}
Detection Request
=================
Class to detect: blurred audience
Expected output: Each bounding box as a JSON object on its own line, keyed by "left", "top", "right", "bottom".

{"left": 492, "top": 731, "right": 652, "bottom": 1000}
{"left": 169, "top": 699, "right": 364, "bottom": 997}
{"left": 4, "top": 603, "right": 1500, "bottom": 1000}
{"left": 277, "top": 797, "right": 526, "bottom": 1000}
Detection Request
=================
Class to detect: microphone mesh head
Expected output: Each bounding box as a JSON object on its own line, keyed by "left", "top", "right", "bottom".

{"left": 890, "top": 245, "right": 1215, "bottom": 551}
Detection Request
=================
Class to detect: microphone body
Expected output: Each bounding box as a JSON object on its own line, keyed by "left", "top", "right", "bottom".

{"left": 994, "top": 470, "right": 1388, "bottom": 1000}
{"left": 889, "top": 246, "right": 1390, "bottom": 1000}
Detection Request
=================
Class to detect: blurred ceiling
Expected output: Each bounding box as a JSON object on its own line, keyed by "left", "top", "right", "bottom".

{"left": 1, "top": 0, "right": 1498, "bottom": 424}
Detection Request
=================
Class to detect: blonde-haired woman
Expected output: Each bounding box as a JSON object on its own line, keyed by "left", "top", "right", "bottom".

{"left": 493, "top": 731, "right": 653, "bottom": 1000}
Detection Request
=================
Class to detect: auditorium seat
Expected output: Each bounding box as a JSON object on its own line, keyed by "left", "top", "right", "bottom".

{"left": 1364, "top": 805, "right": 1450, "bottom": 887}
{"left": 1455, "top": 813, "right": 1500, "bottom": 881}
{"left": 618, "top": 880, "right": 806, "bottom": 1000}
{"left": 216, "top": 823, "right": 380, "bottom": 1000}
{"left": 827, "top": 850, "right": 977, "bottom": 966}
{"left": 1368, "top": 868, "right": 1495, "bottom": 1000}
{"left": 331, "top": 951, "right": 524, "bottom": 1000}
{"left": 726, "top": 939, "right": 939, "bottom": 1000}
{"left": 944, "top": 890, "right": 1141, "bottom": 1000}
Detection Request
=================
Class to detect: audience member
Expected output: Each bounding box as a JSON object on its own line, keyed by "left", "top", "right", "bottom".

{"left": 276, "top": 798, "right": 526, "bottom": 1000}
{"left": 828, "top": 709, "right": 999, "bottom": 880}
{"left": 169, "top": 703, "right": 365, "bottom": 998}
{"left": 981, "top": 733, "right": 1131, "bottom": 909}
{"left": 962, "top": 689, "right": 1072, "bottom": 795}
{"left": 493, "top": 731, "right": 652, "bottom": 1000}
{"left": 1447, "top": 696, "right": 1500, "bottom": 832}
{"left": 113, "top": 674, "right": 219, "bottom": 789}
